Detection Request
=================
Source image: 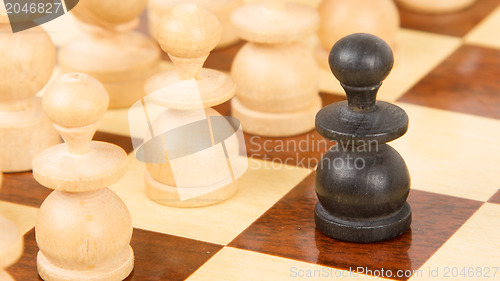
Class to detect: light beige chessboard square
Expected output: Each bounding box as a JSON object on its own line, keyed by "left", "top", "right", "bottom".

{"left": 99, "top": 108, "right": 134, "bottom": 138}
{"left": 409, "top": 203, "right": 500, "bottom": 281}
{"left": 187, "top": 247, "right": 389, "bottom": 281}
{"left": 465, "top": 5, "right": 500, "bottom": 49}
{"left": 99, "top": 108, "right": 135, "bottom": 137}
{"left": 391, "top": 103, "right": 500, "bottom": 202}
{"left": 0, "top": 201, "right": 38, "bottom": 235}
{"left": 319, "top": 29, "right": 461, "bottom": 102}
{"left": 109, "top": 154, "right": 312, "bottom": 245}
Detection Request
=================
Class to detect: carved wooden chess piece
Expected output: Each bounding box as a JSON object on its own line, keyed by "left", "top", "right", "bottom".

{"left": 143, "top": 4, "right": 241, "bottom": 207}
{"left": 230, "top": 0, "right": 322, "bottom": 137}
{"left": 33, "top": 73, "right": 133, "bottom": 280}
{"left": 0, "top": 10, "right": 60, "bottom": 172}
{"left": 315, "top": 33, "right": 411, "bottom": 243}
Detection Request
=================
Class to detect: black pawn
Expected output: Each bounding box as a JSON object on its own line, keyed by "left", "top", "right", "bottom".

{"left": 314, "top": 33, "right": 411, "bottom": 243}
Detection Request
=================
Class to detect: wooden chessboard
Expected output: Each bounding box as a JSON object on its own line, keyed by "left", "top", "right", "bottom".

{"left": 2, "top": 0, "right": 500, "bottom": 280}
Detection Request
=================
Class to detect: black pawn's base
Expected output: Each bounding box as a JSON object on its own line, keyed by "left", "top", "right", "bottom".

{"left": 315, "top": 202, "right": 412, "bottom": 243}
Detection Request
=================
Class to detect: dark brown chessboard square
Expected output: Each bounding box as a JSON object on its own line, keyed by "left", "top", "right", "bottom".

{"left": 93, "top": 132, "right": 135, "bottom": 154}
{"left": 0, "top": 172, "right": 50, "bottom": 208}
{"left": 398, "top": 0, "right": 500, "bottom": 37}
{"left": 398, "top": 44, "right": 500, "bottom": 120}
{"left": 8, "top": 228, "right": 223, "bottom": 281}
{"left": 125, "top": 229, "right": 222, "bottom": 281}
{"left": 205, "top": 42, "right": 245, "bottom": 72}
{"left": 488, "top": 189, "right": 500, "bottom": 204}
{"left": 229, "top": 173, "right": 483, "bottom": 280}
{"left": 6, "top": 229, "right": 40, "bottom": 281}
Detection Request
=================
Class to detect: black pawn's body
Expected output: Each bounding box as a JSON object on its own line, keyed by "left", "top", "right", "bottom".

{"left": 314, "top": 33, "right": 411, "bottom": 243}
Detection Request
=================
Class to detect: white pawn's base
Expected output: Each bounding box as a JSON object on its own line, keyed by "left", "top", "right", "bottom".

{"left": 231, "top": 96, "right": 322, "bottom": 137}
{"left": 145, "top": 171, "right": 238, "bottom": 208}
{"left": 37, "top": 246, "right": 134, "bottom": 281}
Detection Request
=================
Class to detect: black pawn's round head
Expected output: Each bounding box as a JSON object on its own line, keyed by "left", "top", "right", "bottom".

{"left": 329, "top": 33, "right": 394, "bottom": 87}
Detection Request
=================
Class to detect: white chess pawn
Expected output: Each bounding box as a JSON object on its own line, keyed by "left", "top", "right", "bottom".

{"left": 0, "top": 8, "right": 60, "bottom": 172}
{"left": 230, "top": 0, "right": 322, "bottom": 137}
{"left": 396, "top": 0, "right": 477, "bottom": 14}
{"left": 142, "top": 4, "right": 242, "bottom": 207}
{"left": 33, "top": 73, "right": 133, "bottom": 281}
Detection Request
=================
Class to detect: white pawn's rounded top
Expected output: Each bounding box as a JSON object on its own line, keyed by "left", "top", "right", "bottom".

{"left": 317, "top": 0, "right": 399, "bottom": 52}
{"left": 156, "top": 3, "right": 222, "bottom": 58}
{"left": 146, "top": 4, "right": 234, "bottom": 109}
{"left": 72, "top": 0, "right": 147, "bottom": 28}
{"left": 0, "top": 24, "right": 55, "bottom": 102}
{"left": 231, "top": 0, "right": 319, "bottom": 44}
{"left": 43, "top": 73, "right": 109, "bottom": 128}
